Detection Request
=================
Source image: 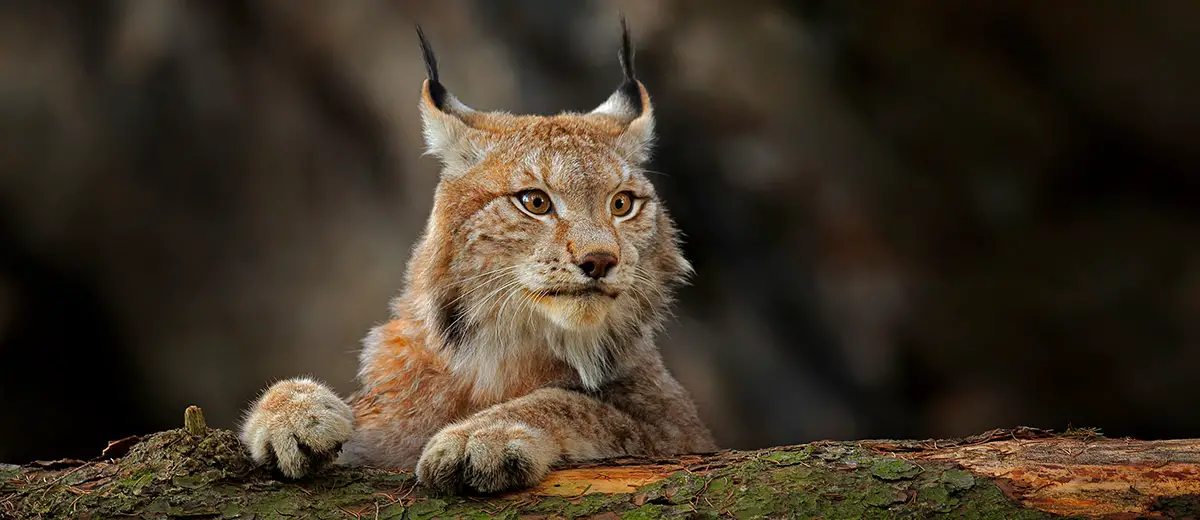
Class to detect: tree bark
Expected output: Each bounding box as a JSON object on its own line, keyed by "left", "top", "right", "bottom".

{"left": 2, "top": 411, "right": 1198, "bottom": 519}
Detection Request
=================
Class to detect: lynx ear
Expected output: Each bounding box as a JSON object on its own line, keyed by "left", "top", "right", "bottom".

{"left": 416, "top": 26, "right": 484, "bottom": 172}
{"left": 590, "top": 17, "right": 655, "bottom": 164}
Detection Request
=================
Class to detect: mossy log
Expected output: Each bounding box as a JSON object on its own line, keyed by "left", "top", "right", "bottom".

{"left": 2, "top": 409, "right": 1199, "bottom": 519}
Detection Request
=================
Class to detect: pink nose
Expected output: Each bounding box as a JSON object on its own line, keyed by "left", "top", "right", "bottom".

{"left": 578, "top": 252, "right": 618, "bottom": 279}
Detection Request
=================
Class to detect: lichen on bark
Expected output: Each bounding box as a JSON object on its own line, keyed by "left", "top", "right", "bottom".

{"left": 3, "top": 417, "right": 1199, "bottom": 519}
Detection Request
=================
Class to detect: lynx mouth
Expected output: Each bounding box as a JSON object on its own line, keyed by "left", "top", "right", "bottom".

{"left": 523, "top": 284, "right": 619, "bottom": 329}
{"left": 528, "top": 285, "right": 619, "bottom": 299}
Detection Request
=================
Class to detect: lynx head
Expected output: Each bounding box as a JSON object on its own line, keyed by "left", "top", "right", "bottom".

{"left": 404, "top": 20, "right": 691, "bottom": 389}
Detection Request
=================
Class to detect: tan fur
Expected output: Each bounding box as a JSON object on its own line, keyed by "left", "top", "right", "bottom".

{"left": 240, "top": 31, "right": 715, "bottom": 493}
{"left": 240, "top": 378, "right": 354, "bottom": 479}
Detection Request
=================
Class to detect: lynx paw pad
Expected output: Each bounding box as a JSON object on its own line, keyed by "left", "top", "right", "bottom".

{"left": 416, "top": 421, "right": 556, "bottom": 494}
{"left": 240, "top": 378, "right": 353, "bottom": 478}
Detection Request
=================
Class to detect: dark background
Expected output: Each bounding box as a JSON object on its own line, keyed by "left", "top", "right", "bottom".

{"left": 3, "top": 0, "right": 1199, "bottom": 464}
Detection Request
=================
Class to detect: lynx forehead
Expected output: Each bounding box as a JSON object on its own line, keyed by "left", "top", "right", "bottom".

{"left": 239, "top": 19, "right": 715, "bottom": 495}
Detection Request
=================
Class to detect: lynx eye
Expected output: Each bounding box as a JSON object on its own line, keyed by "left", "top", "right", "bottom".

{"left": 516, "top": 189, "right": 553, "bottom": 215}
{"left": 610, "top": 191, "right": 635, "bottom": 217}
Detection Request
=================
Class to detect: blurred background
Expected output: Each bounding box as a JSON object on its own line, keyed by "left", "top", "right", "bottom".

{"left": 3, "top": 0, "right": 1200, "bottom": 464}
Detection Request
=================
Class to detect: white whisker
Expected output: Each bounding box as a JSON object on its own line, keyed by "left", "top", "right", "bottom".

{"left": 446, "top": 278, "right": 523, "bottom": 338}
{"left": 451, "top": 264, "right": 522, "bottom": 285}
{"left": 443, "top": 267, "right": 521, "bottom": 309}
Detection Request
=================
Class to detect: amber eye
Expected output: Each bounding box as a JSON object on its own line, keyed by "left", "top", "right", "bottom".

{"left": 610, "top": 191, "right": 635, "bottom": 217}
{"left": 517, "top": 189, "right": 553, "bottom": 215}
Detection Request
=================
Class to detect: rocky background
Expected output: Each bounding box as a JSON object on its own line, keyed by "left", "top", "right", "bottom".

{"left": 2, "top": 0, "right": 1199, "bottom": 463}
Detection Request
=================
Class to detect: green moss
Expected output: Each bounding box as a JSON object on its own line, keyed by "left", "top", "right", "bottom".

{"left": 622, "top": 503, "right": 667, "bottom": 519}
{"left": 1060, "top": 425, "right": 1105, "bottom": 439}
{"left": 762, "top": 449, "right": 809, "bottom": 466}
{"left": 634, "top": 470, "right": 708, "bottom": 507}
{"left": 0, "top": 425, "right": 1080, "bottom": 519}
{"left": 432, "top": 502, "right": 519, "bottom": 520}
{"left": 812, "top": 444, "right": 853, "bottom": 461}
{"left": 0, "top": 464, "right": 21, "bottom": 496}
{"left": 376, "top": 503, "right": 407, "bottom": 519}
{"left": 944, "top": 477, "right": 1065, "bottom": 519}
{"left": 670, "top": 472, "right": 710, "bottom": 503}
{"left": 870, "top": 458, "right": 921, "bottom": 480}
{"left": 725, "top": 487, "right": 780, "bottom": 518}
{"left": 406, "top": 498, "right": 449, "bottom": 519}
{"left": 864, "top": 485, "right": 907, "bottom": 507}
{"left": 940, "top": 468, "right": 976, "bottom": 493}
{"left": 171, "top": 474, "right": 206, "bottom": 489}
{"left": 561, "top": 492, "right": 624, "bottom": 517}
{"left": 677, "top": 507, "right": 719, "bottom": 519}
{"left": 219, "top": 501, "right": 242, "bottom": 518}
{"left": 918, "top": 483, "right": 956, "bottom": 512}
{"left": 145, "top": 498, "right": 170, "bottom": 514}
{"left": 168, "top": 502, "right": 220, "bottom": 517}
{"left": 118, "top": 468, "right": 155, "bottom": 495}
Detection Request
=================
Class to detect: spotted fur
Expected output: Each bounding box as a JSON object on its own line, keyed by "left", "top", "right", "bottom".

{"left": 240, "top": 20, "right": 716, "bottom": 494}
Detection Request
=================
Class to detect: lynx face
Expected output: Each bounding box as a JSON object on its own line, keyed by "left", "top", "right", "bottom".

{"left": 407, "top": 28, "right": 690, "bottom": 389}
{"left": 423, "top": 110, "right": 688, "bottom": 343}
{"left": 444, "top": 120, "right": 667, "bottom": 332}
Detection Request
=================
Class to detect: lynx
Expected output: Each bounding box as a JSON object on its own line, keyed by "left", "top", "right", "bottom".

{"left": 239, "top": 20, "right": 716, "bottom": 494}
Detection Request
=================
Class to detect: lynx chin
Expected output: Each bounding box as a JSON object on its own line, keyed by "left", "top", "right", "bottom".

{"left": 239, "top": 19, "right": 716, "bottom": 494}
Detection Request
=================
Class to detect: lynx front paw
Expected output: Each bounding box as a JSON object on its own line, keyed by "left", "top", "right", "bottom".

{"left": 240, "top": 377, "right": 354, "bottom": 478}
{"left": 416, "top": 421, "right": 557, "bottom": 494}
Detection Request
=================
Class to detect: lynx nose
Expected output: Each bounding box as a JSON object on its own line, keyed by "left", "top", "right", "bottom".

{"left": 578, "top": 252, "right": 618, "bottom": 279}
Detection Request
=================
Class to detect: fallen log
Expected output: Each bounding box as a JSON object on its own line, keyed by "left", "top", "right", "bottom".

{"left": 2, "top": 407, "right": 1198, "bottom": 519}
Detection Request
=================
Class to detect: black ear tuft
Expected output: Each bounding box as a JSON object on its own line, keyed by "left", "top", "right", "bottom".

{"left": 617, "top": 15, "right": 643, "bottom": 115}
{"left": 618, "top": 16, "right": 636, "bottom": 83}
{"left": 415, "top": 24, "right": 448, "bottom": 110}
